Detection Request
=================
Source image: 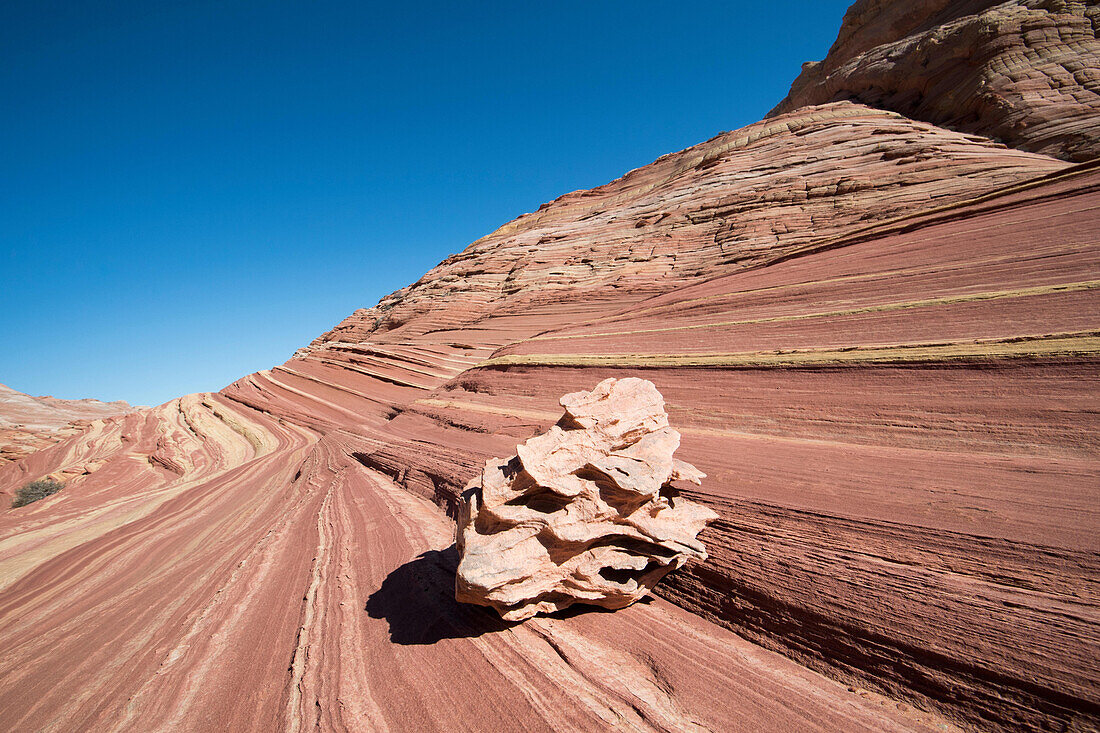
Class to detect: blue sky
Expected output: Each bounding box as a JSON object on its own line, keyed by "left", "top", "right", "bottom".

{"left": 1, "top": 1, "right": 851, "bottom": 406}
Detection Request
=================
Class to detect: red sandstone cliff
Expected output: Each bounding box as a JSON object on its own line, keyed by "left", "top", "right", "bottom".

{"left": 0, "top": 3, "right": 1096, "bottom": 732}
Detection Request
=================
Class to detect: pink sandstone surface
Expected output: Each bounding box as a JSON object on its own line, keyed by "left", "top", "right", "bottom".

{"left": 0, "top": 2, "right": 1097, "bottom": 731}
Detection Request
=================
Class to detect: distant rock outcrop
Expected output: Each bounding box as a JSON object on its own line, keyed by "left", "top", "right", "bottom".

{"left": 770, "top": 0, "right": 1100, "bottom": 161}
{"left": 0, "top": 382, "right": 135, "bottom": 465}
{"left": 455, "top": 378, "right": 717, "bottom": 620}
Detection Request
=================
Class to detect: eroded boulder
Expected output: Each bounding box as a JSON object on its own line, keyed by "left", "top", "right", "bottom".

{"left": 455, "top": 377, "right": 718, "bottom": 620}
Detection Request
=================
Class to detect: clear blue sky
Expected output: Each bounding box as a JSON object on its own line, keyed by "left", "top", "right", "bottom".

{"left": 1, "top": 1, "right": 851, "bottom": 407}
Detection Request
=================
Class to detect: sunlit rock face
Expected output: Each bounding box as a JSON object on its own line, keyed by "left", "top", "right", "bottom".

{"left": 455, "top": 378, "right": 717, "bottom": 621}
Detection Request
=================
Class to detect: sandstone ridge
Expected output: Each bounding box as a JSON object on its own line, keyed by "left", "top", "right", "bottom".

{"left": 456, "top": 377, "right": 716, "bottom": 620}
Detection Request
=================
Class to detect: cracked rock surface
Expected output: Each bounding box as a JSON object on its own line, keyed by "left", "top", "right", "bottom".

{"left": 455, "top": 377, "right": 717, "bottom": 621}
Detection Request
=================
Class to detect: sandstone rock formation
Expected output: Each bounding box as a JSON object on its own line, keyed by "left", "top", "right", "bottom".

{"left": 0, "top": 382, "right": 134, "bottom": 466}
{"left": 0, "top": 2, "right": 1096, "bottom": 732}
{"left": 770, "top": 0, "right": 1100, "bottom": 162}
{"left": 455, "top": 378, "right": 716, "bottom": 620}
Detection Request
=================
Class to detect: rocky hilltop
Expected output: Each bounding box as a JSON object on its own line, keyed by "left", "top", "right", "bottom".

{"left": 0, "top": 2, "right": 1096, "bottom": 732}
{"left": 769, "top": 0, "right": 1100, "bottom": 161}
{"left": 0, "top": 382, "right": 134, "bottom": 466}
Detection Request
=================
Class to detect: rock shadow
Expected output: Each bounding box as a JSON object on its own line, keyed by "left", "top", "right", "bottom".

{"left": 545, "top": 594, "right": 655, "bottom": 620}
{"left": 365, "top": 544, "right": 512, "bottom": 645}
{"left": 366, "top": 545, "right": 660, "bottom": 645}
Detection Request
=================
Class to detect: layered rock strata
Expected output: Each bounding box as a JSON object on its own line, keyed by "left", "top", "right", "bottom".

{"left": 456, "top": 377, "right": 716, "bottom": 620}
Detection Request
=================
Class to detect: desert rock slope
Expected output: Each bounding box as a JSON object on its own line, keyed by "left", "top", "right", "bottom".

{"left": 0, "top": 2, "right": 1097, "bottom": 731}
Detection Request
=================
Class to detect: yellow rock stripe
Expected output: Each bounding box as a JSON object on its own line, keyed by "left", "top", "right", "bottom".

{"left": 528, "top": 279, "right": 1100, "bottom": 341}
{"left": 479, "top": 332, "right": 1100, "bottom": 369}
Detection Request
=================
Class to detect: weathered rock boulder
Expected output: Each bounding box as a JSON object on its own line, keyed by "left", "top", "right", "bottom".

{"left": 455, "top": 377, "right": 717, "bottom": 620}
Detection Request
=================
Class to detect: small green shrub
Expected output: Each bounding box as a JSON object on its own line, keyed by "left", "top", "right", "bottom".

{"left": 11, "top": 479, "right": 65, "bottom": 508}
